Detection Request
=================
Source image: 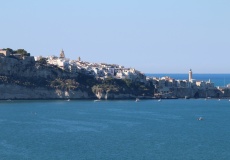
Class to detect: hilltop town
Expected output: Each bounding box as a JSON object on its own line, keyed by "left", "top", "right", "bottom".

{"left": 34, "top": 49, "right": 146, "bottom": 83}
{"left": 0, "top": 48, "right": 229, "bottom": 99}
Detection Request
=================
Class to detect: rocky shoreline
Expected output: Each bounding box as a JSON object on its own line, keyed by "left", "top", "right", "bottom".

{"left": 0, "top": 83, "right": 229, "bottom": 100}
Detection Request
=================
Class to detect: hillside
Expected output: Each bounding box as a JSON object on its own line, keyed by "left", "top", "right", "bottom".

{"left": 0, "top": 55, "right": 154, "bottom": 99}
{"left": 1, "top": 49, "right": 227, "bottom": 100}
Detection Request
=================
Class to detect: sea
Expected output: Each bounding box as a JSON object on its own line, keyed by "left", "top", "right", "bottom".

{"left": 0, "top": 74, "right": 230, "bottom": 160}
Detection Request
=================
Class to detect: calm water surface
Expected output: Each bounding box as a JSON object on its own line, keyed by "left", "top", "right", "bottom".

{"left": 0, "top": 99, "right": 230, "bottom": 160}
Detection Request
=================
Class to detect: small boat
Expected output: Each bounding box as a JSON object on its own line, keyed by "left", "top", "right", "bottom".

{"left": 67, "top": 99, "right": 70, "bottom": 101}
{"left": 197, "top": 117, "right": 203, "bottom": 121}
{"left": 94, "top": 100, "right": 101, "bottom": 102}
{"left": 185, "top": 96, "right": 189, "bottom": 99}
{"left": 135, "top": 98, "right": 140, "bottom": 102}
{"left": 158, "top": 99, "right": 161, "bottom": 102}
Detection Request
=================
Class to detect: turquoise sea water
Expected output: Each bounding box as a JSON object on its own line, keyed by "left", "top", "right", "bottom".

{"left": 1, "top": 99, "right": 230, "bottom": 160}
{"left": 147, "top": 74, "right": 230, "bottom": 87}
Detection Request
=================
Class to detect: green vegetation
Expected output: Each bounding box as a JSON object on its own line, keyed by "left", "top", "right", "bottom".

{"left": 0, "top": 76, "right": 37, "bottom": 87}
{"left": 3, "top": 48, "right": 31, "bottom": 58}
{"left": 50, "top": 78, "right": 79, "bottom": 91}
{"left": 5, "top": 48, "right": 14, "bottom": 53}
{"left": 92, "top": 78, "right": 155, "bottom": 97}
{"left": 16, "top": 49, "right": 30, "bottom": 57}
{"left": 37, "top": 58, "right": 47, "bottom": 65}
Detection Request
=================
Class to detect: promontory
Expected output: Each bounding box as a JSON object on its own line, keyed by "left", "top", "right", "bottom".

{"left": 0, "top": 48, "right": 229, "bottom": 100}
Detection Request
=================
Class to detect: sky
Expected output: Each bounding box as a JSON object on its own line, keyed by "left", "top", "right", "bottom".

{"left": 0, "top": 0, "right": 230, "bottom": 73}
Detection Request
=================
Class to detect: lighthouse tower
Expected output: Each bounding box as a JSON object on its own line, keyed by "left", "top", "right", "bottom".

{"left": 189, "top": 69, "right": 192, "bottom": 82}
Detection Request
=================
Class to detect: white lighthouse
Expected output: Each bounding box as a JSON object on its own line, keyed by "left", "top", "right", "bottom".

{"left": 189, "top": 69, "right": 192, "bottom": 82}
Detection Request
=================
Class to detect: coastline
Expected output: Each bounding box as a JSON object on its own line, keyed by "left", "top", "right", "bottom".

{"left": 2, "top": 97, "right": 230, "bottom": 101}
{"left": 0, "top": 50, "right": 229, "bottom": 100}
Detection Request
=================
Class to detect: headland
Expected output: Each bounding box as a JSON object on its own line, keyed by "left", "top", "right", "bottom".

{"left": 0, "top": 48, "right": 229, "bottom": 100}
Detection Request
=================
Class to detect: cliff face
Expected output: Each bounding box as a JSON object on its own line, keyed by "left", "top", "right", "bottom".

{"left": 0, "top": 56, "right": 75, "bottom": 79}
{"left": 0, "top": 56, "right": 229, "bottom": 100}
{"left": 158, "top": 88, "right": 225, "bottom": 99}
{"left": 0, "top": 84, "right": 228, "bottom": 100}
{"left": 0, "top": 56, "right": 95, "bottom": 99}
{"left": 0, "top": 84, "right": 93, "bottom": 99}
{"left": 95, "top": 90, "right": 136, "bottom": 99}
{"left": 176, "top": 88, "right": 222, "bottom": 98}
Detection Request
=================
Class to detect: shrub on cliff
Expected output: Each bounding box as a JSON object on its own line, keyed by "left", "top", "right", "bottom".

{"left": 92, "top": 78, "right": 155, "bottom": 96}
{"left": 16, "top": 49, "right": 30, "bottom": 57}
{"left": 50, "top": 78, "right": 79, "bottom": 91}
{"left": 37, "top": 58, "right": 48, "bottom": 65}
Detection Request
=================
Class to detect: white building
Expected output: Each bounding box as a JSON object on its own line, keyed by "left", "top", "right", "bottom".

{"left": 0, "top": 49, "right": 11, "bottom": 56}
{"left": 34, "top": 56, "right": 43, "bottom": 61}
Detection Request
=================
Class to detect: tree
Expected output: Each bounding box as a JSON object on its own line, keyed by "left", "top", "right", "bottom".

{"left": 16, "top": 49, "right": 30, "bottom": 57}
{"left": 4, "top": 48, "right": 14, "bottom": 53}
{"left": 38, "top": 58, "right": 47, "bottom": 65}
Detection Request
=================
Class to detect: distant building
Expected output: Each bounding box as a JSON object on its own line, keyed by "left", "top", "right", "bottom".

{"left": 189, "top": 69, "right": 192, "bottom": 82}
{"left": 196, "top": 81, "right": 206, "bottom": 89}
{"left": 108, "top": 68, "right": 115, "bottom": 76}
{"left": 0, "top": 49, "right": 11, "bottom": 57}
{"left": 57, "top": 59, "right": 69, "bottom": 70}
{"left": 34, "top": 56, "right": 40, "bottom": 61}
{"left": 60, "top": 49, "right": 65, "bottom": 58}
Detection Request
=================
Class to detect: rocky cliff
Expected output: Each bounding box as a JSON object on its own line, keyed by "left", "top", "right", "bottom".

{"left": 155, "top": 87, "right": 228, "bottom": 99}
{"left": 0, "top": 56, "right": 74, "bottom": 79}
{"left": 0, "top": 56, "right": 96, "bottom": 99}
{"left": 0, "top": 84, "right": 92, "bottom": 99}
{"left": 172, "top": 88, "right": 223, "bottom": 98}
{"left": 0, "top": 56, "right": 229, "bottom": 100}
{"left": 0, "top": 56, "right": 152, "bottom": 100}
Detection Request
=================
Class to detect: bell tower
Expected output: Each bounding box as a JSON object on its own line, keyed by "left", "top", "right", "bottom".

{"left": 60, "top": 49, "right": 65, "bottom": 58}
{"left": 78, "top": 56, "right": 81, "bottom": 61}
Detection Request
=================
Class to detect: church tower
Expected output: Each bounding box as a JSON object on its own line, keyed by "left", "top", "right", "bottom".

{"left": 60, "top": 49, "right": 65, "bottom": 58}
{"left": 189, "top": 69, "right": 192, "bottom": 82}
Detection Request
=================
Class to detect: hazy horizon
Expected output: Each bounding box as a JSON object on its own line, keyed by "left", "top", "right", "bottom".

{"left": 1, "top": 0, "right": 229, "bottom": 73}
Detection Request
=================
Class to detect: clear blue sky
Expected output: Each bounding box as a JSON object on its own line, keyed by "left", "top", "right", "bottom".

{"left": 1, "top": 0, "right": 230, "bottom": 73}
